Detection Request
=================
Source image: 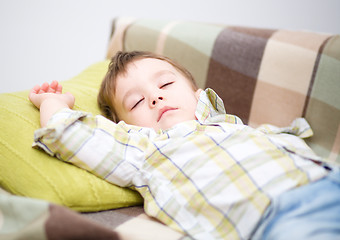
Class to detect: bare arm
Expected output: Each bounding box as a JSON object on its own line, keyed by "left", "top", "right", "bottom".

{"left": 31, "top": 81, "right": 141, "bottom": 187}
{"left": 29, "top": 80, "right": 75, "bottom": 127}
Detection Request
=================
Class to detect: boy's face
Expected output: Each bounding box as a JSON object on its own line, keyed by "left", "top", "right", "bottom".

{"left": 113, "top": 58, "right": 202, "bottom": 131}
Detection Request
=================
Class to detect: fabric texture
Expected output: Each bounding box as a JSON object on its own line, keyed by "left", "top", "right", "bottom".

{"left": 252, "top": 170, "right": 340, "bottom": 240}
{"left": 83, "top": 207, "right": 184, "bottom": 240}
{"left": 0, "top": 188, "right": 121, "bottom": 240}
{"left": 106, "top": 18, "right": 340, "bottom": 164}
{"left": 0, "top": 61, "right": 143, "bottom": 212}
{"left": 33, "top": 89, "right": 328, "bottom": 239}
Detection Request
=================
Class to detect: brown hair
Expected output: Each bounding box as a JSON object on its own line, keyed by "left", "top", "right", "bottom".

{"left": 97, "top": 51, "right": 198, "bottom": 122}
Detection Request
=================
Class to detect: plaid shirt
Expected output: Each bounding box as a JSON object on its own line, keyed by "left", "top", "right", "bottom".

{"left": 34, "top": 88, "right": 328, "bottom": 239}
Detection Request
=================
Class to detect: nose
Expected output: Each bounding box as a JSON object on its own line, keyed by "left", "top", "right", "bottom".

{"left": 151, "top": 96, "right": 163, "bottom": 106}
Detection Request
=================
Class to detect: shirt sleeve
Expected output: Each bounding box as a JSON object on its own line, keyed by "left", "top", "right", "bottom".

{"left": 33, "top": 108, "right": 147, "bottom": 187}
{"left": 256, "top": 118, "right": 313, "bottom": 138}
{"left": 256, "top": 118, "right": 333, "bottom": 165}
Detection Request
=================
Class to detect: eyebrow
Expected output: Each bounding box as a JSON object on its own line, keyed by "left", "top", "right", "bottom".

{"left": 121, "top": 70, "right": 175, "bottom": 109}
{"left": 153, "top": 70, "right": 175, "bottom": 79}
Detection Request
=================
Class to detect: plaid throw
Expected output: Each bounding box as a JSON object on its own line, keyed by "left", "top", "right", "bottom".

{"left": 107, "top": 18, "right": 340, "bottom": 164}
{"left": 0, "top": 188, "right": 120, "bottom": 240}
{"left": 33, "top": 89, "right": 328, "bottom": 239}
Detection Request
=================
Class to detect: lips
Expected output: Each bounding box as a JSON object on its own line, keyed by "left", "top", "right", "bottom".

{"left": 157, "top": 106, "right": 178, "bottom": 122}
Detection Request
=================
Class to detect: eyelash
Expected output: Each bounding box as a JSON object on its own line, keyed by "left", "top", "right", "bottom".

{"left": 161, "top": 82, "right": 174, "bottom": 88}
{"left": 131, "top": 98, "right": 144, "bottom": 110}
{"left": 130, "top": 82, "right": 174, "bottom": 110}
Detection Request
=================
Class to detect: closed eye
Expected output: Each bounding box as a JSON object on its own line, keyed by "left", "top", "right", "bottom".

{"left": 161, "top": 82, "right": 174, "bottom": 88}
{"left": 131, "top": 98, "right": 144, "bottom": 110}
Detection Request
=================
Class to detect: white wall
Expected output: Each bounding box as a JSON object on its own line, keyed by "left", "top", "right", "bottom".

{"left": 1, "top": 0, "right": 339, "bottom": 93}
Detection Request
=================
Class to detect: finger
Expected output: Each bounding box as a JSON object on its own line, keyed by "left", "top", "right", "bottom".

{"left": 29, "top": 85, "right": 40, "bottom": 104}
{"left": 28, "top": 89, "right": 40, "bottom": 106}
{"left": 52, "top": 80, "right": 63, "bottom": 94}
{"left": 50, "top": 80, "right": 58, "bottom": 93}
{"left": 47, "top": 82, "right": 57, "bottom": 93}
{"left": 65, "top": 92, "right": 75, "bottom": 108}
{"left": 39, "top": 82, "right": 49, "bottom": 93}
{"left": 30, "top": 84, "right": 41, "bottom": 94}
{"left": 56, "top": 82, "right": 63, "bottom": 94}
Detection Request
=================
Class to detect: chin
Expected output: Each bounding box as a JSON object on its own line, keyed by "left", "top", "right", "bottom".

{"left": 158, "top": 118, "right": 189, "bottom": 131}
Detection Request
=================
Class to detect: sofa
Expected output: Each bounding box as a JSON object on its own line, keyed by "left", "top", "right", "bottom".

{"left": 1, "top": 17, "right": 339, "bottom": 239}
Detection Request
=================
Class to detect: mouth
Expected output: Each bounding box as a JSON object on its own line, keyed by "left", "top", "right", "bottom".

{"left": 157, "top": 106, "right": 178, "bottom": 122}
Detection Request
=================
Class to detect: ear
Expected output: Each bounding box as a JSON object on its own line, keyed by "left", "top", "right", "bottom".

{"left": 195, "top": 89, "right": 203, "bottom": 100}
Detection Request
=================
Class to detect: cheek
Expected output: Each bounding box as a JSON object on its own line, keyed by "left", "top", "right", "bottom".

{"left": 182, "top": 93, "right": 198, "bottom": 110}
{"left": 126, "top": 109, "right": 152, "bottom": 126}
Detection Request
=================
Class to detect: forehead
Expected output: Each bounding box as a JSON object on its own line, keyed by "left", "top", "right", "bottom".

{"left": 114, "top": 58, "right": 179, "bottom": 89}
{"left": 114, "top": 58, "right": 174, "bottom": 98}
{"left": 125, "top": 58, "right": 177, "bottom": 76}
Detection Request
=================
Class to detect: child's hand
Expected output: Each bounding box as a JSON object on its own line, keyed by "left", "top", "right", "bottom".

{"left": 29, "top": 80, "right": 75, "bottom": 109}
{"left": 29, "top": 80, "right": 75, "bottom": 127}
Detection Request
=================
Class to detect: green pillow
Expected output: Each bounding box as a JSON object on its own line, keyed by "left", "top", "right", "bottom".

{"left": 0, "top": 60, "right": 143, "bottom": 212}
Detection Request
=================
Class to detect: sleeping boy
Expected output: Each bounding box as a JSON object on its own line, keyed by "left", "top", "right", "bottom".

{"left": 29, "top": 51, "right": 340, "bottom": 240}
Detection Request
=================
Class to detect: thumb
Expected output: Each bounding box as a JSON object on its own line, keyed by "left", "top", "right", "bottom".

{"left": 64, "top": 92, "right": 75, "bottom": 109}
{"left": 28, "top": 88, "right": 42, "bottom": 108}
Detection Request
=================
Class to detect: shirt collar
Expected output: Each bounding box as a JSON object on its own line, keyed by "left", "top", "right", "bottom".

{"left": 195, "top": 88, "right": 243, "bottom": 125}
{"left": 195, "top": 88, "right": 226, "bottom": 122}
